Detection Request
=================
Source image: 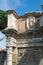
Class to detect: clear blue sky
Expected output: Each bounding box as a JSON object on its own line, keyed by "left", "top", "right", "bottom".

{"left": 0, "top": 0, "right": 43, "bottom": 48}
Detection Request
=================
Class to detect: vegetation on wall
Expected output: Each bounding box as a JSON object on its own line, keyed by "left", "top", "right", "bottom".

{"left": 0, "top": 10, "right": 8, "bottom": 30}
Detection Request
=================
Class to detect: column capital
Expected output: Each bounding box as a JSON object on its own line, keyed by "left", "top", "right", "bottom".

{"left": 6, "top": 36, "right": 16, "bottom": 47}
{"left": 6, "top": 37, "right": 14, "bottom": 47}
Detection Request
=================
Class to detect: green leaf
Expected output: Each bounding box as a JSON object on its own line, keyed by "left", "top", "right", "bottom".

{"left": 0, "top": 10, "right": 8, "bottom": 30}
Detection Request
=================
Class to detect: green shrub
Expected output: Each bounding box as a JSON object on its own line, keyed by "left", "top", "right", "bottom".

{"left": 0, "top": 10, "right": 7, "bottom": 30}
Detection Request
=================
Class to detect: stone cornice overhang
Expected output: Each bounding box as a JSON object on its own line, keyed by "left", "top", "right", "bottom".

{"left": 1, "top": 27, "right": 41, "bottom": 37}
{"left": 6, "top": 10, "right": 19, "bottom": 19}
{"left": 1, "top": 27, "right": 43, "bottom": 44}
{"left": 19, "top": 29, "right": 42, "bottom": 38}
{"left": 6, "top": 10, "right": 43, "bottom": 19}
{"left": 19, "top": 12, "right": 43, "bottom": 19}
{"left": 17, "top": 29, "right": 40, "bottom": 36}
{"left": 1, "top": 28, "right": 18, "bottom": 37}
{"left": 24, "top": 12, "right": 43, "bottom": 17}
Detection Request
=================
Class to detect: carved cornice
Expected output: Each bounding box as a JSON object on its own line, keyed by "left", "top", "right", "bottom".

{"left": 6, "top": 10, "right": 43, "bottom": 18}
{"left": 6, "top": 10, "right": 19, "bottom": 19}
{"left": 1, "top": 27, "right": 18, "bottom": 37}
{"left": 1, "top": 27, "right": 43, "bottom": 39}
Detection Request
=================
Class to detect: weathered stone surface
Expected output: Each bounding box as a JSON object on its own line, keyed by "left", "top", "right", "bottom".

{"left": 17, "top": 47, "right": 43, "bottom": 65}
{"left": 0, "top": 10, "right": 43, "bottom": 65}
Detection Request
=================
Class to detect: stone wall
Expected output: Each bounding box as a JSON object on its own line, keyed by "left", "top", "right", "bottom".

{"left": 0, "top": 46, "right": 43, "bottom": 65}
{"left": 17, "top": 47, "right": 43, "bottom": 65}
{"left": 7, "top": 12, "right": 40, "bottom": 33}
{"left": 16, "top": 18, "right": 26, "bottom": 32}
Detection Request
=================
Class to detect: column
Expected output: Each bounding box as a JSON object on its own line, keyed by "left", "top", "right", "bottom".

{"left": 6, "top": 37, "right": 13, "bottom": 65}
{"left": 6, "top": 46, "right": 12, "bottom": 65}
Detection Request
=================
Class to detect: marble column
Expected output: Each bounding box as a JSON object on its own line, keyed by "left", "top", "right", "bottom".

{"left": 6, "top": 37, "right": 13, "bottom": 65}
{"left": 7, "top": 47, "right": 12, "bottom": 65}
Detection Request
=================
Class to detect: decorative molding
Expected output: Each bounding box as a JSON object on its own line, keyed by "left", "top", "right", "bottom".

{"left": 6, "top": 37, "right": 16, "bottom": 47}
{"left": 17, "top": 37, "right": 43, "bottom": 44}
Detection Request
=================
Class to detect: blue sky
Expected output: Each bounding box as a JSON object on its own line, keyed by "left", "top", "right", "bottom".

{"left": 0, "top": 0, "right": 43, "bottom": 48}
{"left": 0, "top": 0, "right": 43, "bottom": 15}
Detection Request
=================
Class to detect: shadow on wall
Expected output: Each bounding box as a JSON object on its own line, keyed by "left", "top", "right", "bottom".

{"left": 0, "top": 50, "right": 7, "bottom": 65}
{"left": 17, "top": 47, "right": 43, "bottom": 65}
{"left": 0, "top": 47, "right": 43, "bottom": 65}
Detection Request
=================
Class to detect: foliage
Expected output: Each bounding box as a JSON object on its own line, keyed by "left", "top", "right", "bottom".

{"left": 0, "top": 10, "right": 8, "bottom": 30}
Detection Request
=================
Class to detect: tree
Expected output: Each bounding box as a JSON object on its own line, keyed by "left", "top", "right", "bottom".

{"left": 0, "top": 10, "right": 8, "bottom": 30}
